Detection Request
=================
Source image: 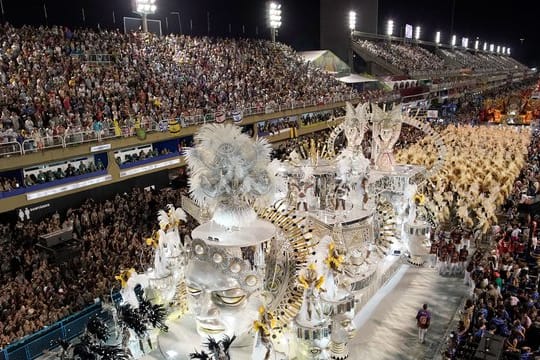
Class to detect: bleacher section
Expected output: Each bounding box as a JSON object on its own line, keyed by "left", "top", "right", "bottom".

{"left": 352, "top": 37, "right": 530, "bottom": 78}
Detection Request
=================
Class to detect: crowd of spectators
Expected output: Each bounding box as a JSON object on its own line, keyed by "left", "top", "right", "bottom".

{"left": 442, "top": 126, "right": 540, "bottom": 359}
{"left": 257, "top": 117, "right": 299, "bottom": 136}
{"left": 0, "top": 23, "right": 356, "bottom": 148}
{"left": 0, "top": 177, "right": 20, "bottom": 192}
{"left": 115, "top": 147, "right": 173, "bottom": 166}
{"left": 0, "top": 186, "right": 196, "bottom": 348}
{"left": 355, "top": 39, "right": 446, "bottom": 74}
{"left": 354, "top": 39, "right": 528, "bottom": 76}
{"left": 22, "top": 159, "right": 104, "bottom": 188}
{"left": 301, "top": 108, "right": 346, "bottom": 126}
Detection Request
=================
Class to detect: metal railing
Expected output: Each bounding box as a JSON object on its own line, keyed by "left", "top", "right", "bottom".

{"left": 0, "top": 92, "right": 409, "bottom": 159}
{"left": 0, "top": 302, "right": 104, "bottom": 360}
{"left": 0, "top": 141, "right": 22, "bottom": 157}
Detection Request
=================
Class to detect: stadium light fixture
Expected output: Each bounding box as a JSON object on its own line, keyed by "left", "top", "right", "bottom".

{"left": 386, "top": 19, "right": 394, "bottom": 36}
{"left": 135, "top": 0, "right": 157, "bottom": 32}
{"left": 502, "top": 46, "right": 506, "bottom": 55}
{"left": 496, "top": 45, "right": 500, "bottom": 53}
{"left": 414, "top": 26, "right": 421, "bottom": 40}
{"left": 348, "top": 10, "right": 356, "bottom": 31}
{"left": 451, "top": 34, "right": 456, "bottom": 46}
{"left": 462, "top": 37, "right": 468, "bottom": 48}
{"left": 268, "top": 2, "right": 282, "bottom": 42}
{"left": 507, "top": 47, "right": 511, "bottom": 55}
{"left": 490, "top": 44, "right": 494, "bottom": 52}
{"left": 474, "top": 39, "right": 479, "bottom": 50}
{"left": 483, "top": 42, "right": 487, "bottom": 51}
{"left": 435, "top": 31, "right": 441, "bottom": 45}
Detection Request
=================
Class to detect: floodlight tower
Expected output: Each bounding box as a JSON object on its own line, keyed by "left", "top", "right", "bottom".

{"left": 135, "top": 0, "right": 157, "bottom": 32}
{"left": 386, "top": 19, "right": 394, "bottom": 39}
{"left": 349, "top": 10, "right": 356, "bottom": 34}
{"left": 268, "top": 2, "right": 282, "bottom": 42}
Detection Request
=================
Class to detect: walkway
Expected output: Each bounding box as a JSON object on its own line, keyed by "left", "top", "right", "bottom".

{"left": 349, "top": 264, "right": 467, "bottom": 360}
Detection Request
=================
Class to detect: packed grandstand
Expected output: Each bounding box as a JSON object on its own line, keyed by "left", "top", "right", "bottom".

{"left": 0, "top": 16, "right": 539, "bottom": 360}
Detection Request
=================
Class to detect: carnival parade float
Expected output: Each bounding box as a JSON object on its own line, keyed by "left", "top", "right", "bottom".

{"left": 104, "top": 99, "right": 452, "bottom": 359}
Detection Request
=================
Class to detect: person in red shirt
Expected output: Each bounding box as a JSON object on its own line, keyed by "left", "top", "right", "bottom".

{"left": 459, "top": 245, "right": 469, "bottom": 273}
{"left": 438, "top": 241, "right": 449, "bottom": 276}
{"left": 429, "top": 239, "right": 439, "bottom": 268}
{"left": 416, "top": 304, "right": 431, "bottom": 344}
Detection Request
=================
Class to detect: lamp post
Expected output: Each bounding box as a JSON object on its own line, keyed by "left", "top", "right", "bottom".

{"left": 435, "top": 31, "right": 441, "bottom": 46}
{"left": 414, "top": 26, "right": 421, "bottom": 41}
{"left": 135, "top": 0, "right": 157, "bottom": 32}
{"left": 171, "top": 11, "right": 182, "bottom": 34}
{"left": 268, "top": 2, "right": 282, "bottom": 42}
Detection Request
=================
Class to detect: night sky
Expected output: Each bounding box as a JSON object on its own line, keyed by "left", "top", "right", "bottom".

{"left": 0, "top": 0, "right": 538, "bottom": 66}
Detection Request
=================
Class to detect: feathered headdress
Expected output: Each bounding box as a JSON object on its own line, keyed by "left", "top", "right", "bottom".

{"left": 185, "top": 124, "right": 282, "bottom": 227}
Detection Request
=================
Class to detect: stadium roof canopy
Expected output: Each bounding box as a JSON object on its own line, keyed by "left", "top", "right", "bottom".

{"left": 298, "top": 50, "right": 350, "bottom": 76}
{"left": 336, "top": 73, "right": 378, "bottom": 84}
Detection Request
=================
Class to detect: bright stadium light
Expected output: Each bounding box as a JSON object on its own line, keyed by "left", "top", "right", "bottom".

{"left": 502, "top": 46, "right": 506, "bottom": 55}
{"left": 268, "top": 2, "right": 282, "bottom": 42}
{"left": 490, "top": 43, "right": 494, "bottom": 52}
{"left": 462, "top": 37, "right": 468, "bottom": 48}
{"left": 386, "top": 19, "right": 394, "bottom": 36}
{"left": 435, "top": 31, "right": 441, "bottom": 44}
{"left": 474, "top": 39, "right": 479, "bottom": 50}
{"left": 483, "top": 42, "right": 487, "bottom": 51}
{"left": 451, "top": 34, "right": 456, "bottom": 46}
{"left": 507, "top": 47, "right": 511, "bottom": 55}
{"left": 496, "top": 45, "right": 500, "bottom": 53}
{"left": 348, "top": 10, "right": 356, "bottom": 31}
{"left": 135, "top": 0, "right": 157, "bottom": 32}
{"left": 414, "top": 25, "right": 421, "bottom": 40}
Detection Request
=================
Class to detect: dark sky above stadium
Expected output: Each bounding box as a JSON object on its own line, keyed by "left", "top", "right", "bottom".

{"left": 1, "top": 0, "right": 538, "bottom": 66}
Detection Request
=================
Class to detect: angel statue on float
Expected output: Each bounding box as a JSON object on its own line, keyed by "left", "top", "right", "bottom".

{"left": 336, "top": 102, "right": 370, "bottom": 176}
{"left": 371, "top": 104, "right": 403, "bottom": 172}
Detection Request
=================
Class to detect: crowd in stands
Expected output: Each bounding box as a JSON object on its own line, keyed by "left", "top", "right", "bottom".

{"left": 0, "top": 177, "right": 20, "bottom": 192}
{"left": 301, "top": 108, "right": 346, "bottom": 126}
{"left": 441, "top": 127, "right": 540, "bottom": 359}
{"left": 354, "top": 39, "right": 528, "bottom": 75}
{"left": 0, "top": 23, "right": 356, "bottom": 148}
{"left": 115, "top": 147, "right": 173, "bottom": 166}
{"left": 0, "top": 186, "right": 196, "bottom": 348}
{"left": 258, "top": 117, "right": 299, "bottom": 136}
{"left": 22, "top": 160, "right": 104, "bottom": 188}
